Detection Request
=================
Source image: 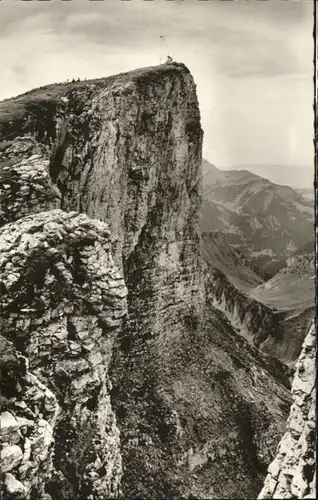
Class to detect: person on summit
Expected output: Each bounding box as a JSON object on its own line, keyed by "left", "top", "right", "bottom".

{"left": 166, "top": 55, "right": 173, "bottom": 63}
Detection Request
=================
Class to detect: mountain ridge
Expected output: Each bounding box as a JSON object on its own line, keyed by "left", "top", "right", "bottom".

{"left": 219, "top": 163, "right": 313, "bottom": 190}
{"left": 202, "top": 228, "right": 314, "bottom": 364}
{"left": 201, "top": 159, "right": 314, "bottom": 279}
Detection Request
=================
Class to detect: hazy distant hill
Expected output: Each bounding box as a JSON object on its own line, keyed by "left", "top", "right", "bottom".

{"left": 295, "top": 187, "right": 315, "bottom": 201}
{"left": 201, "top": 160, "right": 314, "bottom": 279}
{"left": 250, "top": 244, "right": 315, "bottom": 314}
{"left": 221, "top": 164, "right": 313, "bottom": 190}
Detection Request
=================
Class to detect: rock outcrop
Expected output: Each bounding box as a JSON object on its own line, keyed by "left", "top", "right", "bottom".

{"left": 0, "top": 210, "right": 127, "bottom": 499}
{"left": 0, "top": 137, "right": 60, "bottom": 227}
{"left": 258, "top": 322, "right": 316, "bottom": 499}
{"left": 0, "top": 63, "right": 297, "bottom": 499}
{"left": 0, "top": 336, "right": 59, "bottom": 500}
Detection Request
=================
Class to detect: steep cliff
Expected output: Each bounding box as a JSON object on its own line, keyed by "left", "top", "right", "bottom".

{"left": 258, "top": 322, "right": 316, "bottom": 499}
{"left": 0, "top": 64, "right": 293, "bottom": 500}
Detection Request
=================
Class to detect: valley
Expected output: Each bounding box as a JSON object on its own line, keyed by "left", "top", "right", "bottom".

{"left": 202, "top": 230, "right": 315, "bottom": 365}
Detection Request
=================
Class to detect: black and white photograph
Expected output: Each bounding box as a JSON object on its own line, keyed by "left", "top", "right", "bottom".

{"left": 0, "top": 0, "right": 316, "bottom": 499}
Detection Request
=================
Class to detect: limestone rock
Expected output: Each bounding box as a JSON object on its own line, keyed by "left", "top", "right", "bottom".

{"left": 0, "top": 63, "right": 295, "bottom": 500}
{"left": 258, "top": 322, "right": 316, "bottom": 499}
{"left": 3, "top": 473, "right": 27, "bottom": 499}
{"left": 0, "top": 137, "right": 60, "bottom": 227}
{"left": 1, "top": 445, "right": 23, "bottom": 473}
{"left": 0, "top": 210, "right": 127, "bottom": 499}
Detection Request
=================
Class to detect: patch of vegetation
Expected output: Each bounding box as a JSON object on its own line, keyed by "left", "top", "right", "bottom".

{"left": 233, "top": 399, "right": 268, "bottom": 478}
{"left": 214, "top": 369, "right": 231, "bottom": 383}
{"left": 48, "top": 416, "right": 100, "bottom": 500}
{"left": 185, "top": 120, "right": 201, "bottom": 142}
{"left": 231, "top": 355, "right": 245, "bottom": 370}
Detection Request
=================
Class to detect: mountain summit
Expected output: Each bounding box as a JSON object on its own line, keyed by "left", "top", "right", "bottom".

{"left": 201, "top": 159, "right": 314, "bottom": 278}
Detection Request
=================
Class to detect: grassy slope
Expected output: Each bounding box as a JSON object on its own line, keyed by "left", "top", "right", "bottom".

{"left": 0, "top": 63, "right": 188, "bottom": 132}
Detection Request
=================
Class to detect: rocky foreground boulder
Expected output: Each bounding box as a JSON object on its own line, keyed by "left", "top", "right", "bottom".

{"left": 258, "top": 322, "right": 316, "bottom": 499}
{"left": 0, "top": 63, "right": 314, "bottom": 499}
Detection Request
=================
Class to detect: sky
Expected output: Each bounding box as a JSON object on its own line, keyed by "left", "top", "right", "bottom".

{"left": 0, "top": 0, "right": 314, "bottom": 171}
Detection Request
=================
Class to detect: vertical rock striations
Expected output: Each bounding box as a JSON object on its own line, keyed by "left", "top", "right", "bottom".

{"left": 0, "top": 63, "right": 204, "bottom": 499}
{"left": 258, "top": 322, "right": 316, "bottom": 499}
{"left": 0, "top": 64, "right": 295, "bottom": 499}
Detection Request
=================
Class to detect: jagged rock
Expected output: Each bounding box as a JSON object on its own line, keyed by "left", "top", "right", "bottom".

{"left": 258, "top": 322, "right": 316, "bottom": 499}
{"left": 0, "top": 63, "right": 297, "bottom": 500}
{"left": 3, "top": 473, "right": 27, "bottom": 499}
{"left": 0, "top": 336, "right": 59, "bottom": 498}
{"left": 0, "top": 412, "right": 20, "bottom": 436}
{"left": 0, "top": 137, "right": 60, "bottom": 227}
{"left": 0, "top": 210, "right": 127, "bottom": 499}
{"left": 1, "top": 445, "right": 24, "bottom": 473}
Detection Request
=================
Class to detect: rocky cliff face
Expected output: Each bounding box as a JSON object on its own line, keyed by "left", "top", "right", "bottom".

{"left": 205, "top": 266, "right": 283, "bottom": 347}
{"left": 0, "top": 63, "right": 204, "bottom": 499}
{"left": 258, "top": 322, "right": 316, "bottom": 499}
{"left": 0, "top": 336, "right": 59, "bottom": 500}
{"left": 203, "top": 231, "right": 314, "bottom": 365}
{"left": 0, "top": 210, "right": 127, "bottom": 499}
{"left": 0, "top": 64, "right": 294, "bottom": 500}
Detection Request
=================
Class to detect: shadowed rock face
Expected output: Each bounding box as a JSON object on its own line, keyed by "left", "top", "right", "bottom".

{"left": 258, "top": 322, "right": 316, "bottom": 499}
{"left": 0, "top": 64, "right": 295, "bottom": 500}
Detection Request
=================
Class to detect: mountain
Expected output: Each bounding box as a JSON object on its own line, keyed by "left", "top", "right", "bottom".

{"left": 295, "top": 187, "right": 315, "bottom": 201}
{"left": 250, "top": 246, "right": 315, "bottom": 314}
{"left": 201, "top": 159, "right": 314, "bottom": 279}
{"left": 203, "top": 231, "right": 315, "bottom": 364}
{"left": 0, "top": 64, "right": 293, "bottom": 500}
{"left": 221, "top": 164, "right": 313, "bottom": 190}
{"left": 202, "top": 230, "right": 263, "bottom": 292}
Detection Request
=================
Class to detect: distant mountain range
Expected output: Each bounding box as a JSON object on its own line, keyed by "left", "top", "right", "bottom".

{"left": 295, "top": 187, "right": 315, "bottom": 201}
{"left": 201, "top": 160, "right": 314, "bottom": 279}
{"left": 220, "top": 164, "right": 314, "bottom": 190}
